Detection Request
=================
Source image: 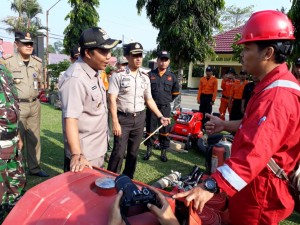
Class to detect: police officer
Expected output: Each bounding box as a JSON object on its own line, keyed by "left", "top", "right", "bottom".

{"left": 107, "top": 42, "right": 170, "bottom": 178}
{"left": 143, "top": 50, "right": 179, "bottom": 162}
{"left": 1, "top": 31, "right": 48, "bottom": 177}
{"left": 0, "top": 64, "right": 26, "bottom": 221}
{"left": 59, "top": 27, "right": 121, "bottom": 172}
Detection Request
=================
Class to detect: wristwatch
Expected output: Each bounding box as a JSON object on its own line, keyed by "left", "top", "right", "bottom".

{"left": 203, "top": 178, "right": 219, "bottom": 193}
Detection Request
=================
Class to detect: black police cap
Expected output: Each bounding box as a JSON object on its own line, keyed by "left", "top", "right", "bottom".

{"left": 15, "top": 31, "right": 34, "bottom": 43}
{"left": 124, "top": 42, "right": 143, "bottom": 55}
{"left": 70, "top": 46, "right": 80, "bottom": 59}
{"left": 79, "top": 27, "right": 121, "bottom": 49}
{"left": 158, "top": 50, "right": 170, "bottom": 59}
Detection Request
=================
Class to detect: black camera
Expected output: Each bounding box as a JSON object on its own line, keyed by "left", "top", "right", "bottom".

{"left": 115, "top": 174, "right": 159, "bottom": 216}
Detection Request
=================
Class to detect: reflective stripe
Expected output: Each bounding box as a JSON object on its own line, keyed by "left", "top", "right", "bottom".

{"left": 217, "top": 164, "right": 247, "bottom": 191}
{"left": 263, "top": 80, "right": 300, "bottom": 92}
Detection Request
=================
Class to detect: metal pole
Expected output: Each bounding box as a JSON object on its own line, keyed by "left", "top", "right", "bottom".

{"left": 45, "top": 0, "right": 62, "bottom": 89}
{"left": 45, "top": 10, "right": 49, "bottom": 89}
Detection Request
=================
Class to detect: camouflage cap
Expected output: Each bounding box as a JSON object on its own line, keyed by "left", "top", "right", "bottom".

{"left": 117, "top": 56, "right": 128, "bottom": 64}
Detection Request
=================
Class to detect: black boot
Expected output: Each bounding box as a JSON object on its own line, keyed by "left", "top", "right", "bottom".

{"left": 160, "top": 149, "right": 168, "bottom": 162}
{"left": 143, "top": 146, "right": 152, "bottom": 160}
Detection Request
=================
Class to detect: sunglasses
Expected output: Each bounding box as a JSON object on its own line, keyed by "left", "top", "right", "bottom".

{"left": 21, "top": 42, "right": 34, "bottom": 46}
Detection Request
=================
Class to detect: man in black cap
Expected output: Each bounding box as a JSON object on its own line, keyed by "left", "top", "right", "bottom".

{"left": 59, "top": 27, "right": 121, "bottom": 172}
{"left": 143, "top": 50, "right": 180, "bottom": 162}
{"left": 70, "top": 46, "right": 80, "bottom": 63}
{"left": 197, "top": 66, "right": 218, "bottom": 126}
{"left": 107, "top": 43, "right": 170, "bottom": 178}
{"left": 1, "top": 31, "right": 49, "bottom": 177}
{"left": 293, "top": 58, "right": 300, "bottom": 82}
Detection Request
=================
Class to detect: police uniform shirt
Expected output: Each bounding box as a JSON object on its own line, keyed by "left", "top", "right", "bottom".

{"left": 59, "top": 57, "right": 108, "bottom": 160}
{"left": 148, "top": 68, "right": 179, "bottom": 105}
{"left": 108, "top": 67, "right": 152, "bottom": 113}
{"left": 2, "top": 53, "right": 42, "bottom": 99}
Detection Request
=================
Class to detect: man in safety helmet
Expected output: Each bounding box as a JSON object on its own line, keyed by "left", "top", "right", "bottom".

{"left": 174, "top": 10, "right": 300, "bottom": 224}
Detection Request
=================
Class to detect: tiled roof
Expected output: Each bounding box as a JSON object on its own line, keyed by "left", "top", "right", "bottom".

{"left": 213, "top": 26, "right": 244, "bottom": 53}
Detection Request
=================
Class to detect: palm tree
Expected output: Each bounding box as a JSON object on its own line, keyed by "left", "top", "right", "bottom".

{"left": 2, "top": 0, "right": 44, "bottom": 35}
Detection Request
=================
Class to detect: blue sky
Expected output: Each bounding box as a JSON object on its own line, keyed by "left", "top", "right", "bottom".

{"left": 0, "top": 0, "right": 292, "bottom": 51}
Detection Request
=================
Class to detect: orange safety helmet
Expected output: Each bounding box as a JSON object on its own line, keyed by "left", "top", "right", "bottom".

{"left": 237, "top": 10, "right": 295, "bottom": 45}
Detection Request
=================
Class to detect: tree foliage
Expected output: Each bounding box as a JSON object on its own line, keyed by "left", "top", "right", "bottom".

{"left": 136, "top": 0, "right": 224, "bottom": 108}
{"left": 111, "top": 47, "right": 124, "bottom": 58}
{"left": 2, "top": 0, "right": 45, "bottom": 36}
{"left": 219, "top": 5, "right": 254, "bottom": 32}
{"left": 54, "top": 41, "right": 64, "bottom": 54}
{"left": 63, "top": 0, "right": 100, "bottom": 54}
{"left": 47, "top": 60, "right": 71, "bottom": 78}
{"left": 231, "top": 33, "right": 243, "bottom": 62}
{"left": 136, "top": 0, "right": 224, "bottom": 66}
{"left": 288, "top": 0, "right": 300, "bottom": 61}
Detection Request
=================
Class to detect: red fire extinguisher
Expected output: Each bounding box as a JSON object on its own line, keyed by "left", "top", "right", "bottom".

{"left": 211, "top": 138, "right": 232, "bottom": 173}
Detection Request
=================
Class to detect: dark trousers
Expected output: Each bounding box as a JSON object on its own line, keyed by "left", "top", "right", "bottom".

{"left": 199, "top": 94, "right": 213, "bottom": 125}
{"left": 145, "top": 104, "right": 171, "bottom": 149}
{"left": 230, "top": 99, "right": 243, "bottom": 120}
{"left": 107, "top": 111, "right": 146, "bottom": 179}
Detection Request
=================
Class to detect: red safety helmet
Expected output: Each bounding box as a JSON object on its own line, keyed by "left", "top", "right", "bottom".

{"left": 237, "top": 10, "right": 295, "bottom": 45}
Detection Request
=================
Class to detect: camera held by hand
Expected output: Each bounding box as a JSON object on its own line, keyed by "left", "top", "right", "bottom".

{"left": 115, "top": 174, "right": 159, "bottom": 216}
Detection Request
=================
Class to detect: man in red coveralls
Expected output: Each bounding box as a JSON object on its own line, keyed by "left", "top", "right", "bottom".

{"left": 174, "top": 10, "right": 300, "bottom": 225}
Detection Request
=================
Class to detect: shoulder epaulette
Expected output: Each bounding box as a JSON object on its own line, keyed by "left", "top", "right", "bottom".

{"left": 32, "top": 55, "right": 42, "bottom": 62}
{"left": 2, "top": 54, "right": 13, "bottom": 60}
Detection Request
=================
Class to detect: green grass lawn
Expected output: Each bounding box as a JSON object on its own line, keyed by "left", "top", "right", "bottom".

{"left": 26, "top": 104, "right": 300, "bottom": 224}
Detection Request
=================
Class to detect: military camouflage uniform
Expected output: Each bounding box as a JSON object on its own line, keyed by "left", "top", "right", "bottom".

{"left": 0, "top": 64, "right": 26, "bottom": 218}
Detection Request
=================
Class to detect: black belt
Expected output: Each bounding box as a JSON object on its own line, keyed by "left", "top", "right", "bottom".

{"left": 0, "top": 131, "right": 18, "bottom": 140}
{"left": 222, "top": 95, "right": 229, "bottom": 99}
{"left": 19, "top": 98, "right": 37, "bottom": 103}
{"left": 117, "top": 111, "right": 144, "bottom": 117}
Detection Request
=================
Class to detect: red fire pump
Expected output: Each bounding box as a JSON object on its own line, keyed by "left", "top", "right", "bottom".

{"left": 169, "top": 108, "right": 204, "bottom": 150}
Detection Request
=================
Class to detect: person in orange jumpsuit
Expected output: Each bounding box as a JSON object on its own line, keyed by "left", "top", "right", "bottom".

{"left": 174, "top": 10, "right": 300, "bottom": 225}
{"left": 219, "top": 68, "right": 236, "bottom": 120}
{"left": 228, "top": 70, "right": 248, "bottom": 120}
{"left": 197, "top": 66, "right": 218, "bottom": 126}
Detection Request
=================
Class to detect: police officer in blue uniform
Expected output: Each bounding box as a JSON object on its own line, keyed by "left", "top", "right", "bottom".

{"left": 143, "top": 51, "right": 180, "bottom": 162}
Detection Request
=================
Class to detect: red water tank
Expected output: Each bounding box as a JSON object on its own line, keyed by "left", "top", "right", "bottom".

{"left": 3, "top": 168, "right": 175, "bottom": 225}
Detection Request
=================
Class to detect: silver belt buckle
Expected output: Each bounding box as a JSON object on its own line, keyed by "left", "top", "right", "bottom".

{"left": 132, "top": 112, "right": 136, "bottom": 117}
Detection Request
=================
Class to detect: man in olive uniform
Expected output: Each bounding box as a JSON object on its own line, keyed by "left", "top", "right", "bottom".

{"left": 0, "top": 64, "right": 26, "bottom": 221}
{"left": 59, "top": 27, "right": 121, "bottom": 172}
{"left": 143, "top": 51, "right": 180, "bottom": 162}
{"left": 107, "top": 42, "right": 170, "bottom": 179}
{"left": 1, "top": 31, "right": 48, "bottom": 177}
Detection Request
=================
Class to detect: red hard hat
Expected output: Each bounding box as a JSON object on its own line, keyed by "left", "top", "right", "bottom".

{"left": 237, "top": 10, "right": 295, "bottom": 44}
